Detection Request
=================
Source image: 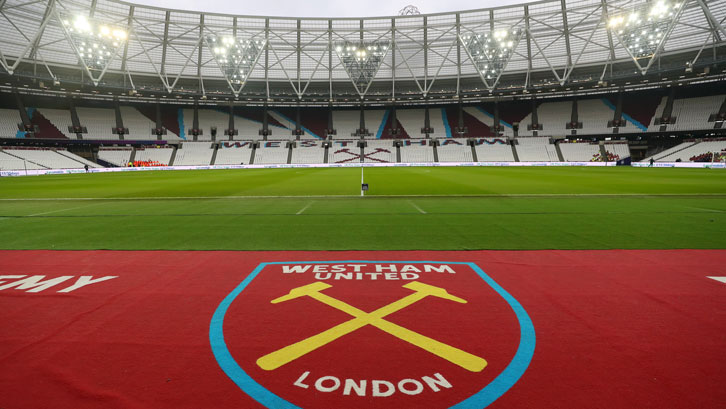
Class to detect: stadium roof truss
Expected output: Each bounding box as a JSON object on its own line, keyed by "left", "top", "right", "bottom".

{"left": 334, "top": 38, "right": 390, "bottom": 97}
{"left": 0, "top": 0, "right": 723, "bottom": 98}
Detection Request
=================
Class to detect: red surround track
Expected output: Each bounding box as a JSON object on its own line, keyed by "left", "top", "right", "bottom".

{"left": 0, "top": 250, "right": 724, "bottom": 409}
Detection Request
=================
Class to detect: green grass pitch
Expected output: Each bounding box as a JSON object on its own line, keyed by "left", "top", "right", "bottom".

{"left": 0, "top": 166, "right": 724, "bottom": 250}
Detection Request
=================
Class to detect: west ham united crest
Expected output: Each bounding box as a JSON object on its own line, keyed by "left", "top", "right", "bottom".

{"left": 210, "top": 261, "right": 535, "bottom": 408}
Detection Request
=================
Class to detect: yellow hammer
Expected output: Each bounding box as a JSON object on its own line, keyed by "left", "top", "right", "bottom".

{"left": 256, "top": 281, "right": 487, "bottom": 373}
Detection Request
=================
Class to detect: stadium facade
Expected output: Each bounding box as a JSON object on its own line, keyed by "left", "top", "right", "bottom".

{"left": 0, "top": 0, "right": 724, "bottom": 103}
{"left": 1, "top": 0, "right": 726, "bottom": 172}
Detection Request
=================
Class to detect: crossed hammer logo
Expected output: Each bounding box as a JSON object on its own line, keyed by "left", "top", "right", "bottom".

{"left": 256, "top": 281, "right": 487, "bottom": 373}
{"left": 334, "top": 148, "right": 392, "bottom": 163}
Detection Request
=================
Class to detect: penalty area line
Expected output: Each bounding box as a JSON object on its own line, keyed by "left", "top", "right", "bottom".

{"left": 408, "top": 200, "right": 427, "bottom": 214}
{"left": 27, "top": 203, "right": 101, "bottom": 217}
{"left": 1, "top": 193, "right": 726, "bottom": 201}
{"left": 296, "top": 201, "right": 314, "bottom": 215}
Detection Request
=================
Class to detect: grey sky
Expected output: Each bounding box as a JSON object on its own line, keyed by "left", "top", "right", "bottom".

{"left": 128, "top": 0, "right": 530, "bottom": 18}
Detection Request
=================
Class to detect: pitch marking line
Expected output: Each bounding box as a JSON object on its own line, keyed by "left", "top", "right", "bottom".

{"left": 408, "top": 200, "right": 427, "bottom": 214}
{"left": 296, "top": 201, "right": 314, "bottom": 215}
{"left": 685, "top": 206, "right": 724, "bottom": 213}
{"left": 2, "top": 193, "right": 726, "bottom": 201}
{"left": 27, "top": 203, "right": 100, "bottom": 217}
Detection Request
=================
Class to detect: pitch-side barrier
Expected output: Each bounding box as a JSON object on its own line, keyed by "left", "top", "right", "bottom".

{"left": 1, "top": 161, "right": 615, "bottom": 177}
{"left": 630, "top": 162, "right": 726, "bottom": 168}
{"left": 1, "top": 160, "right": 722, "bottom": 177}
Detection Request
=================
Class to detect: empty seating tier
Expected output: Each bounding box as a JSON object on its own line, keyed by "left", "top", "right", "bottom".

{"left": 215, "top": 142, "right": 254, "bottom": 165}
{"left": 2, "top": 148, "right": 93, "bottom": 169}
{"left": 173, "top": 142, "right": 214, "bottom": 166}
{"left": 363, "top": 140, "right": 395, "bottom": 163}
{"left": 473, "top": 139, "right": 514, "bottom": 162}
{"left": 98, "top": 148, "right": 132, "bottom": 166}
{"left": 400, "top": 140, "right": 434, "bottom": 163}
{"left": 291, "top": 141, "right": 325, "bottom": 164}
{"left": 559, "top": 143, "right": 601, "bottom": 161}
{"left": 254, "top": 142, "right": 289, "bottom": 164}
{"left": 437, "top": 140, "right": 473, "bottom": 162}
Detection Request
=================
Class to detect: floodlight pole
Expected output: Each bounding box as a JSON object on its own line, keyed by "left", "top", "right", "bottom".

{"left": 455, "top": 13, "right": 461, "bottom": 95}
{"left": 391, "top": 18, "right": 396, "bottom": 102}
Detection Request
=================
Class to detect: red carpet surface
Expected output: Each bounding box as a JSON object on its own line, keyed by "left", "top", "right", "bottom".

{"left": 0, "top": 250, "right": 725, "bottom": 409}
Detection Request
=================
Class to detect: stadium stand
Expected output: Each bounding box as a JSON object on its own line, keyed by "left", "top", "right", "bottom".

{"left": 462, "top": 107, "right": 502, "bottom": 137}
{"left": 363, "top": 110, "right": 387, "bottom": 138}
{"left": 214, "top": 142, "right": 254, "bottom": 165}
{"left": 120, "top": 106, "right": 158, "bottom": 140}
{"left": 647, "top": 96, "right": 668, "bottom": 132}
{"left": 235, "top": 113, "right": 269, "bottom": 140}
{"left": 397, "top": 109, "right": 447, "bottom": 139}
{"left": 6, "top": 90, "right": 726, "bottom": 170}
{"left": 329, "top": 141, "right": 361, "bottom": 163}
{"left": 76, "top": 107, "right": 116, "bottom": 139}
{"left": 669, "top": 95, "right": 725, "bottom": 131}
{"left": 271, "top": 108, "right": 327, "bottom": 140}
{"left": 183, "top": 109, "right": 227, "bottom": 140}
{"left": 515, "top": 137, "right": 560, "bottom": 161}
{"left": 527, "top": 101, "right": 570, "bottom": 137}
{"left": 0, "top": 109, "right": 22, "bottom": 138}
{"left": 330, "top": 111, "right": 358, "bottom": 139}
{"left": 173, "top": 142, "right": 214, "bottom": 165}
{"left": 330, "top": 110, "right": 386, "bottom": 139}
{"left": 437, "top": 139, "right": 473, "bottom": 162}
{"left": 400, "top": 140, "right": 435, "bottom": 163}
{"left": 578, "top": 99, "right": 613, "bottom": 135}
{"left": 300, "top": 109, "right": 328, "bottom": 140}
{"left": 642, "top": 141, "right": 699, "bottom": 162}
{"left": 37, "top": 108, "right": 77, "bottom": 139}
{"left": 56, "top": 150, "right": 100, "bottom": 168}
{"left": 1, "top": 147, "right": 97, "bottom": 169}
{"left": 617, "top": 91, "right": 662, "bottom": 132}
{"left": 559, "top": 142, "right": 601, "bottom": 161}
{"left": 253, "top": 142, "right": 290, "bottom": 164}
{"left": 497, "top": 101, "right": 531, "bottom": 136}
{"left": 443, "top": 107, "right": 493, "bottom": 139}
{"left": 462, "top": 110, "right": 496, "bottom": 138}
{"left": 473, "top": 138, "right": 515, "bottom": 162}
{"left": 28, "top": 109, "right": 66, "bottom": 139}
{"left": 267, "top": 111, "right": 319, "bottom": 140}
{"left": 603, "top": 142, "right": 630, "bottom": 160}
{"left": 0, "top": 149, "right": 46, "bottom": 170}
{"left": 379, "top": 110, "right": 411, "bottom": 139}
{"left": 291, "top": 141, "right": 325, "bottom": 164}
{"left": 97, "top": 147, "right": 133, "bottom": 166}
{"left": 363, "top": 140, "right": 395, "bottom": 163}
{"left": 134, "top": 146, "right": 174, "bottom": 165}
{"left": 655, "top": 139, "right": 726, "bottom": 162}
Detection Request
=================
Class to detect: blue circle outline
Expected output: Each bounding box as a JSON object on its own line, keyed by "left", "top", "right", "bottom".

{"left": 209, "top": 260, "right": 535, "bottom": 409}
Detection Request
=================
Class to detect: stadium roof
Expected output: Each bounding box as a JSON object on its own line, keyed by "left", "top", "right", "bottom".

{"left": 0, "top": 0, "right": 724, "bottom": 101}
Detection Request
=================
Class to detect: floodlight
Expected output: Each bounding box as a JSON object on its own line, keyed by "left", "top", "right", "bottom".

{"left": 607, "top": 1, "right": 683, "bottom": 61}
{"left": 461, "top": 27, "right": 523, "bottom": 89}
{"left": 204, "top": 34, "right": 265, "bottom": 95}
{"left": 59, "top": 12, "right": 128, "bottom": 85}
{"left": 334, "top": 40, "right": 390, "bottom": 95}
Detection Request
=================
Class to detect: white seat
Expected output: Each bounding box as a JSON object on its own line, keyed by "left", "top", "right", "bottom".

{"left": 437, "top": 139, "right": 472, "bottom": 162}
{"left": 173, "top": 142, "right": 214, "bottom": 165}
{"left": 400, "top": 140, "right": 435, "bottom": 163}
{"left": 559, "top": 143, "right": 600, "bottom": 161}
{"left": 291, "top": 141, "right": 325, "bottom": 164}
{"left": 215, "top": 141, "right": 254, "bottom": 165}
